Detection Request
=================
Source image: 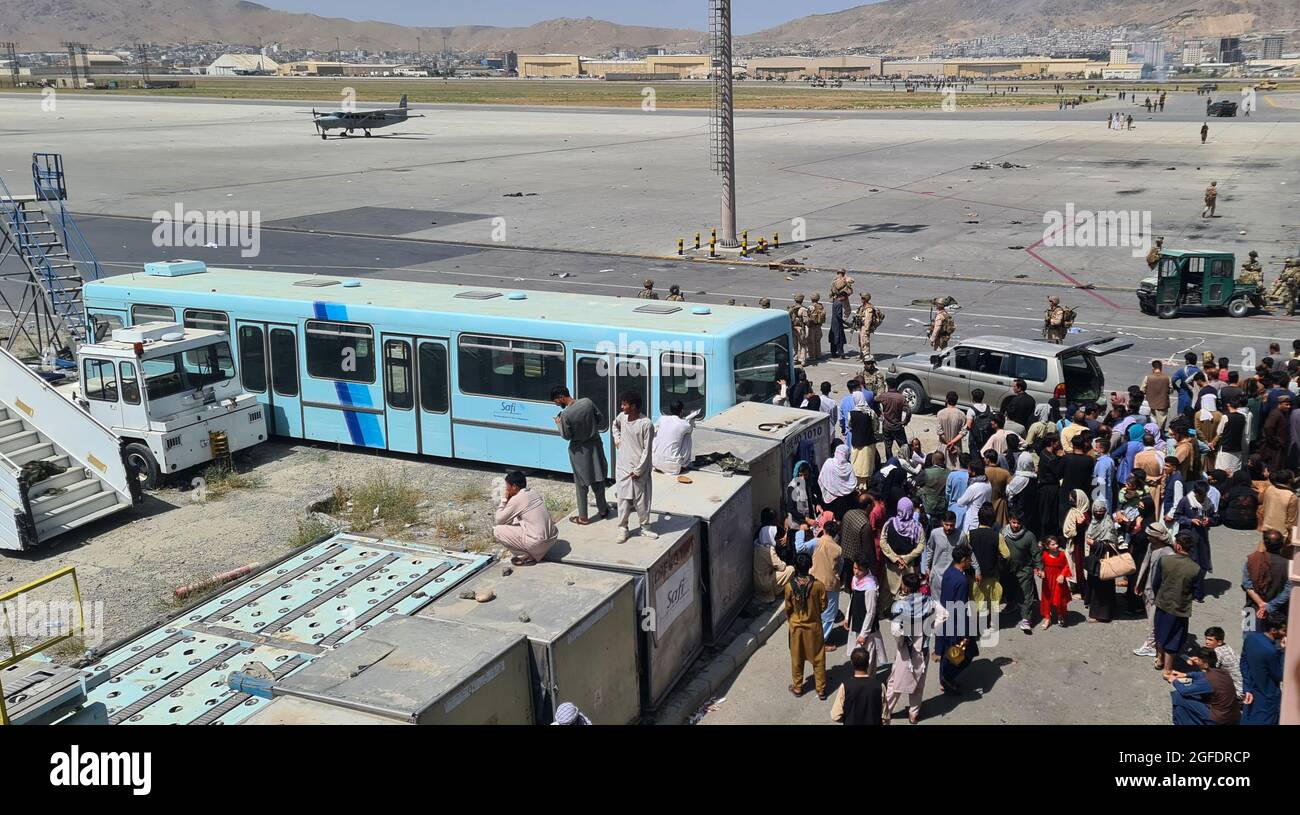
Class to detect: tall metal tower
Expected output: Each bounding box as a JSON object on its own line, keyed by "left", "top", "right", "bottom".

{"left": 709, "top": 0, "right": 737, "bottom": 246}
{"left": 2, "top": 43, "right": 18, "bottom": 89}
{"left": 135, "top": 43, "right": 152, "bottom": 87}
{"left": 78, "top": 45, "right": 93, "bottom": 83}
{"left": 64, "top": 42, "right": 81, "bottom": 85}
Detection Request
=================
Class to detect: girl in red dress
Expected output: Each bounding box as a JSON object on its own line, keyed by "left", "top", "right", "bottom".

{"left": 1039, "top": 535, "right": 1073, "bottom": 629}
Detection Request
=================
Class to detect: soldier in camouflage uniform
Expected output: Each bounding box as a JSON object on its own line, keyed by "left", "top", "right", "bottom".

{"left": 1239, "top": 250, "right": 1263, "bottom": 287}
{"left": 808, "top": 292, "right": 826, "bottom": 361}
{"left": 788, "top": 294, "right": 811, "bottom": 366}
{"left": 666, "top": 285, "right": 685, "bottom": 302}
{"left": 1145, "top": 237, "right": 1164, "bottom": 271}
{"left": 1283, "top": 260, "right": 1300, "bottom": 316}
{"left": 1043, "top": 296, "right": 1069, "bottom": 344}
{"left": 830, "top": 270, "right": 855, "bottom": 301}
{"left": 855, "top": 292, "right": 884, "bottom": 362}
{"left": 639, "top": 279, "right": 659, "bottom": 300}
{"left": 860, "top": 355, "right": 888, "bottom": 398}
{"left": 929, "top": 301, "right": 955, "bottom": 351}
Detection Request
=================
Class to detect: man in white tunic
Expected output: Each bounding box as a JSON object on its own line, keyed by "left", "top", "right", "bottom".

{"left": 493, "top": 471, "right": 558, "bottom": 565}
{"left": 613, "top": 391, "right": 658, "bottom": 542}
{"left": 652, "top": 400, "right": 700, "bottom": 475}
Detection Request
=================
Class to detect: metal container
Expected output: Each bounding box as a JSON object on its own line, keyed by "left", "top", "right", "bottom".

{"left": 545, "top": 514, "right": 703, "bottom": 712}
{"left": 698, "top": 402, "right": 832, "bottom": 513}
{"left": 651, "top": 470, "right": 753, "bottom": 644}
{"left": 420, "top": 563, "right": 639, "bottom": 725}
{"left": 273, "top": 616, "right": 534, "bottom": 725}
{"left": 691, "top": 426, "right": 781, "bottom": 530}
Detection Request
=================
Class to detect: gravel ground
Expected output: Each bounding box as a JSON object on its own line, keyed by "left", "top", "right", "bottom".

{"left": 2, "top": 439, "right": 576, "bottom": 652}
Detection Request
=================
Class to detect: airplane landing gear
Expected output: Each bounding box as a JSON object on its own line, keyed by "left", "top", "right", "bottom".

{"left": 364, "top": 130, "right": 372, "bottom": 137}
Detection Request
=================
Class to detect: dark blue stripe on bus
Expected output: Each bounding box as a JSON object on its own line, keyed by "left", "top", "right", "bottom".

{"left": 313, "top": 300, "right": 371, "bottom": 447}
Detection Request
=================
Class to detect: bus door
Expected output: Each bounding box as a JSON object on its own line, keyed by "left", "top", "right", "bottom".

{"left": 236, "top": 320, "right": 302, "bottom": 437}
{"left": 573, "top": 351, "right": 650, "bottom": 475}
{"left": 379, "top": 334, "right": 452, "bottom": 459}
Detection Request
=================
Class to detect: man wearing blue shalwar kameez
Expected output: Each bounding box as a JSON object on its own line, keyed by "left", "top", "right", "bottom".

{"left": 1240, "top": 618, "right": 1286, "bottom": 726}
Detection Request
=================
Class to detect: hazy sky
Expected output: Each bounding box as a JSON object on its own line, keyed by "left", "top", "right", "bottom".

{"left": 258, "top": 1, "right": 871, "bottom": 34}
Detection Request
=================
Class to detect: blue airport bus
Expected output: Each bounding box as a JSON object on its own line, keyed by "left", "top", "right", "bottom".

{"left": 81, "top": 262, "right": 792, "bottom": 475}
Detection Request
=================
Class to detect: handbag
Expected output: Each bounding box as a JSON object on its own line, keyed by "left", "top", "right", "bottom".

{"left": 1099, "top": 549, "right": 1136, "bottom": 581}
{"left": 944, "top": 639, "right": 968, "bottom": 666}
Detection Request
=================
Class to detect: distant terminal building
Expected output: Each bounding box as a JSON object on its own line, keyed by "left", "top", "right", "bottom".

{"left": 1101, "top": 63, "right": 1151, "bottom": 80}
{"left": 882, "top": 57, "right": 1092, "bottom": 78}
{"left": 1109, "top": 41, "right": 1130, "bottom": 65}
{"left": 1261, "top": 36, "right": 1284, "bottom": 60}
{"left": 1182, "top": 40, "right": 1205, "bottom": 66}
{"left": 1218, "top": 37, "right": 1243, "bottom": 64}
{"left": 277, "top": 60, "right": 406, "bottom": 77}
{"left": 517, "top": 53, "right": 710, "bottom": 79}
{"left": 747, "top": 55, "right": 883, "bottom": 79}
{"left": 69, "top": 52, "right": 124, "bottom": 72}
{"left": 207, "top": 53, "right": 280, "bottom": 76}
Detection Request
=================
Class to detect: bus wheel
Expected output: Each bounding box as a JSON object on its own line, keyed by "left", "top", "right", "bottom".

{"left": 1227, "top": 298, "right": 1249, "bottom": 318}
{"left": 124, "top": 442, "right": 160, "bottom": 490}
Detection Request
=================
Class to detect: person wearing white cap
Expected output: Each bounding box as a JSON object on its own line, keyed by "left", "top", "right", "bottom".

{"left": 551, "top": 702, "right": 591, "bottom": 725}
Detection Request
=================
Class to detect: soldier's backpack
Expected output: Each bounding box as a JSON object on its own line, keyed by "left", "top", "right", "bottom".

{"left": 940, "top": 312, "right": 954, "bottom": 334}
{"left": 868, "top": 306, "right": 886, "bottom": 333}
{"left": 1062, "top": 306, "right": 1077, "bottom": 330}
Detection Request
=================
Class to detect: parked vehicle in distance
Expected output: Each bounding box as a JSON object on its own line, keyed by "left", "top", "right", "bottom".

{"left": 1207, "top": 100, "right": 1238, "bottom": 117}
{"left": 886, "top": 335, "right": 1132, "bottom": 413}
{"left": 1136, "top": 249, "right": 1261, "bottom": 319}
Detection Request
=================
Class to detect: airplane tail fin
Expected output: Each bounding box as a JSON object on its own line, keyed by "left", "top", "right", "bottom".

{"left": 399, "top": 94, "right": 408, "bottom": 109}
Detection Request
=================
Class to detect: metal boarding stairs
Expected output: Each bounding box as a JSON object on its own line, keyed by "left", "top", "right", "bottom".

{"left": 0, "top": 153, "right": 103, "bottom": 354}
{"left": 0, "top": 345, "right": 139, "bottom": 551}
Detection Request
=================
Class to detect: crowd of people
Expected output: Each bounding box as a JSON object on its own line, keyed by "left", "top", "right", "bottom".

{"left": 758, "top": 346, "right": 1292, "bottom": 725}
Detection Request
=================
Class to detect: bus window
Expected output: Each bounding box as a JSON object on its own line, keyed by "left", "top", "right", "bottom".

{"left": 660, "top": 352, "right": 706, "bottom": 417}
{"left": 83, "top": 358, "right": 118, "bottom": 402}
{"left": 384, "top": 339, "right": 414, "bottom": 410}
{"left": 574, "top": 357, "right": 610, "bottom": 431}
{"left": 131, "top": 303, "right": 176, "bottom": 324}
{"left": 458, "top": 334, "right": 564, "bottom": 403}
{"left": 89, "top": 311, "right": 124, "bottom": 343}
{"left": 418, "top": 341, "right": 449, "bottom": 414}
{"left": 733, "top": 337, "right": 789, "bottom": 404}
{"left": 270, "top": 328, "right": 299, "bottom": 397}
{"left": 239, "top": 325, "right": 267, "bottom": 393}
{"left": 306, "top": 321, "right": 375, "bottom": 384}
{"left": 184, "top": 309, "right": 230, "bottom": 334}
{"left": 119, "top": 361, "right": 141, "bottom": 405}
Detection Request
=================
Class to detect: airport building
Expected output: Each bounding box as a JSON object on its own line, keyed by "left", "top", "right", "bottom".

{"left": 517, "top": 53, "right": 711, "bottom": 78}
{"left": 1182, "top": 40, "right": 1205, "bottom": 66}
{"left": 276, "top": 60, "right": 408, "bottom": 77}
{"left": 747, "top": 55, "right": 883, "bottom": 79}
{"left": 881, "top": 57, "right": 1093, "bottom": 78}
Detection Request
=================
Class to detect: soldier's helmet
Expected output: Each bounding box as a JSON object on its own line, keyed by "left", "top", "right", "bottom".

{"left": 643, "top": 278, "right": 654, "bottom": 289}
{"left": 863, "top": 355, "right": 876, "bottom": 366}
{"left": 794, "top": 294, "right": 804, "bottom": 302}
{"left": 861, "top": 292, "right": 871, "bottom": 302}
{"left": 1249, "top": 250, "right": 1258, "bottom": 257}
{"left": 670, "top": 284, "right": 681, "bottom": 294}
{"left": 1155, "top": 236, "right": 1164, "bottom": 244}
{"left": 759, "top": 298, "right": 771, "bottom": 307}
{"left": 811, "top": 292, "right": 821, "bottom": 302}
{"left": 1048, "top": 296, "right": 1060, "bottom": 306}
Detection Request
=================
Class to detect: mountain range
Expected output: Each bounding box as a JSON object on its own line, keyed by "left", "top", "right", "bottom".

{"left": 1, "top": 0, "right": 1295, "bottom": 55}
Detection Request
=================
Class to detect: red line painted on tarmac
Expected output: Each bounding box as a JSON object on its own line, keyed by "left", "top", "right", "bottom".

{"left": 1025, "top": 221, "right": 1124, "bottom": 310}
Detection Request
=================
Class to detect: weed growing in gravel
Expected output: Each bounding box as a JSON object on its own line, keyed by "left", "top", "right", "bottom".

{"left": 346, "top": 470, "right": 424, "bottom": 534}
{"left": 290, "top": 515, "right": 336, "bottom": 549}
{"left": 46, "top": 635, "right": 88, "bottom": 662}
{"left": 434, "top": 509, "right": 472, "bottom": 540}
{"left": 454, "top": 482, "right": 487, "bottom": 503}
{"left": 198, "top": 462, "right": 265, "bottom": 501}
{"left": 544, "top": 493, "right": 574, "bottom": 519}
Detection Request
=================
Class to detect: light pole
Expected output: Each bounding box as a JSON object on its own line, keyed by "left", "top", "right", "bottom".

{"left": 710, "top": 0, "right": 737, "bottom": 246}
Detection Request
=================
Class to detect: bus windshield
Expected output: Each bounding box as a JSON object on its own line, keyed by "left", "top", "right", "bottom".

{"left": 142, "top": 342, "right": 236, "bottom": 401}
{"left": 734, "top": 336, "right": 790, "bottom": 404}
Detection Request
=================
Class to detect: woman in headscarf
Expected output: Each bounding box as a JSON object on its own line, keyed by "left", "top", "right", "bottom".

{"left": 754, "top": 512, "right": 794, "bottom": 603}
{"left": 819, "top": 443, "right": 858, "bottom": 518}
{"left": 1117, "top": 421, "right": 1145, "bottom": 486}
{"left": 786, "top": 460, "right": 824, "bottom": 528}
{"left": 1007, "top": 451, "right": 1039, "bottom": 537}
{"left": 849, "top": 391, "right": 879, "bottom": 486}
{"left": 1083, "top": 499, "right": 1119, "bottom": 622}
{"left": 1062, "top": 488, "right": 1090, "bottom": 597}
{"left": 1194, "top": 392, "right": 1225, "bottom": 471}
{"left": 1037, "top": 435, "right": 1064, "bottom": 542}
{"left": 880, "top": 496, "right": 925, "bottom": 603}
{"left": 945, "top": 452, "right": 971, "bottom": 529}
{"left": 1024, "top": 403, "right": 1055, "bottom": 462}
{"left": 1144, "top": 421, "right": 1166, "bottom": 454}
